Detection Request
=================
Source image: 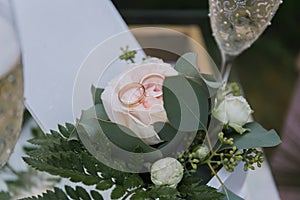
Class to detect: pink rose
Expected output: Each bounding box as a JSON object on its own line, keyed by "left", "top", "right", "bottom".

{"left": 101, "top": 58, "right": 178, "bottom": 145}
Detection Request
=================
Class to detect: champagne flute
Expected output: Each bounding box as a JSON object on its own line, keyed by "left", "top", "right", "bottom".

{"left": 0, "top": 0, "right": 24, "bottom": 168}
{"left": 209, "top": 0, "right": 282, "bottom": 82}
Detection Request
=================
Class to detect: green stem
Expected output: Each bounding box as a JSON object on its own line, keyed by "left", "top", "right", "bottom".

{"left": 129, "top": 58, "right": 135, "bottom": 63}
{"left": 207, "top": 162, "right": 223, "bottom": 186}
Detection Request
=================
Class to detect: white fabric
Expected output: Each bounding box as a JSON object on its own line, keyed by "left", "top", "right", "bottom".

{"left": 12, "top": 0, "right": 141, "bottom": 132}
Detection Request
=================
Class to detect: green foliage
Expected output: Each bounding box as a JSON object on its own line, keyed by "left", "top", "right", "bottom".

{"left": 111, "top": 186, "right": 126, "bottom": 199}
{"left": 149, "top": 186, "right": 182, "bottom": 200}
{"left": 175, "top": 52, "right": 200, "bottom": 79}
{"left": 178, "top": 131, "right": 206, "bottom": 174}
{"left": 163, "top": 75, "right": 209, "bottom": 131}
{"left": 174, "top": 52, "right": 221, "bottom": 89}
{"left": 154, "top": 122, "right": 178, "bottom": 142}
{"left": 119, "top": 46, "right": 137, "bottom": 63}
{"left": 21, "top": 187, "right": 68, "bottom": 200}
{"left": 20, "top": 186, "right": 104, "bottom": 200}
{"left": 221, "top": 187, "right": 244, "bottom": 200}
{"left": 22, "top": 120, "right": 225, "bottom": 200}
{"left": 178, "top": 176, "right": 224, "bottom": 200}
{"left": 241, "top": 149, "right": 264, "bottom": 171}
{"left": 221, "top": 122, "right": 281, "bottom": 150}
{"left": 0, "top": 191, "right": 12, "bottom": 200}
{"left": 91, "top": 85, "right": 104, "bottom": 105}
{"left": 23, "top": 123, "right": 147, "bottom": 198}
{"left": 17, "top": 50, "right": 280, "bottom": 200}
{"left": 1, "top": 166, "right": 60, "bottom": 198}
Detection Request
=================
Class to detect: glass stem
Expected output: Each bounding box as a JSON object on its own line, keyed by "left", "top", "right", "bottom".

{"left": 221, "top": 53, "right": 236, "bottom": 84}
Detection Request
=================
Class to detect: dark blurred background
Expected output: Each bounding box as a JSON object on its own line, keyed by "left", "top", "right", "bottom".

{"left": 112, "top": 0, "right": 300, "bottom": 198}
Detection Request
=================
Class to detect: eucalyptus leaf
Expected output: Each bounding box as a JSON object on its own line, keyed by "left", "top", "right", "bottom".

{"left": 163, "top": 75, "right": 209, "bottom": 132}
{"left": 77, "top": 106, "right": 162, "bottom": 173}
{"left": 153, "top": 122, "right": 178, "bottom": 142}
{"left": 221, "top": 187, "right": 244, "bottom": 200}
{"left": 174, "top": 52, "right": 222, "bottom": 89}
{"left": 200, "top": 73, "right": 223, "bottom": 89}
{"left": 94, "top": 104, "right": 109, "bottom": 120}
{"left": 96, "top": 119, "right": 156, "bottom": 153}
{"left": 81, "top": 103, "right": 108, "bottom": 121}
{"left": 221, "top": 122, "right": 281, "bottom": 150}
{"left": 175, "top": 52, "right": 200, "bottom": 78}
{"left": 91, "top": 85, "right": 104, "bottom": 105}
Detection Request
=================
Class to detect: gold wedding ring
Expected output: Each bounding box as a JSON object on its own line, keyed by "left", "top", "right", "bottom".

{"left": 140, "top": 73, "right": 165, "bottom": 98}
{"left": 118, "top": 83, "right": 146, "bottom": 107}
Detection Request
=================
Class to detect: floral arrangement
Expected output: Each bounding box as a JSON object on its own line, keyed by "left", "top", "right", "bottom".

{"left": 1, "top": 49, "right": 281, "bottom": 200}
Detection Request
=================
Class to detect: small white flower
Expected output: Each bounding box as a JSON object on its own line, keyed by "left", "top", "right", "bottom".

{"left": 150, "top": 157, "right": 183, "bottom": 187}
{"left": 195, "top": 145, "right": 210, "bottom": 160}
{"left": 212, "top": 95, "right": 253, "bottom": 134}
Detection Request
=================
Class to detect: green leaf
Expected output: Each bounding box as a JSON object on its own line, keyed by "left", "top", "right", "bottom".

{"left": 98, "top": 120, "right": 155, "bottom": 152}
{"left": 91, "top": 190, "right": 104, "bottom": 200}
{"left": 149, "top": 186, "right": 181, "bottom": 199}
{"left": 54, "top": 187, "right": 69, "bottom": 200}
{"left": 20, "top": 187, "right": 68, "bottom": 200}
{"left": 58, "top": 124, "right": 69, "bottom": 138}
{"left": 66, "top": 123, "right": 79, "bottom": 141}
{"left": 82, "top": 152, "right": 98, "bottom": 176}
{"left": 23, "top": 149, "right": 102, "bottom": 185}
{"left": 221, "top": 122, "right": 281, "bottom": 150}
{"left": 154, "top": 122, "right": 178, "bottom": 142}
{"left": 91, "top": 85, "right": 104, "bottom": 105}
{"left": 65, "top": 185, "right": 80, "bottom": 200}
{"left": 221, "top": 187, "right": 244, "bottom": 200}
{"left": 174, "top": 52, "right": 222, "bottom": 89}
{"left": 130, "top": 191, "right": 148, "bottom": 200}
{"left": 78, "top": 104, "right": 109, "bottom": 121}
{"left": 163, "top": 75, "right": 209, "bottom": 131}
{"left": 76, "top": 186, "right": 91, "bottom": 200}
{"left": 0, "top": 191, "right": 12, "bottom": 200}
{"left": 96, "top": 179, "right": 114, "bottom": 190}
{"left": 179, "top": 184, "right": 224, "bottom": 200}
{"left": 94, "top": 104, "right": 109, "bottom": 120}
{"left": 200, "top": 73, "right": 223, "bottom": 89}
{"left": 180, "top": 176, "right": 202, "bottom": 187}
{"left": 111, "top": 186, "right": 126, "bottom": 199}
{"left": 123, "top": 175, "right": 144, "bottom": 189}
{"left": 77, "top": 106, "right": 157, "bottom": 153}
{"left": 175, "top": 52, "right": 200, "bottom": 78}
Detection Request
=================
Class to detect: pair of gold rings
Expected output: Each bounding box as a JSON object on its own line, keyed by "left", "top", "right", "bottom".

{"left": 118, "top": 73, "right": 165, "bottom": 107}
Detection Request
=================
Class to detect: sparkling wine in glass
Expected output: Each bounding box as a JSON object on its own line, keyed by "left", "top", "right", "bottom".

{"left": 0, "top": 0, "right": 24, "bottom": 168}
{"left": 209, "top": 0, "right": 282, "bottom": 82}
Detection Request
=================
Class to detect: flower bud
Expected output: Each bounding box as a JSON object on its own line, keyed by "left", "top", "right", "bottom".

{"left": 194, "top": 145, "right": 210, "bottom": 161}
{"left": 150, "top": 157, "right": 184, "bottom": 187}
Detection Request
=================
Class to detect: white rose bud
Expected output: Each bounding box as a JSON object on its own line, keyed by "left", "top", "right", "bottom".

{"left": 212, "top": 95, "right": 253, "bottom": 134}
{"left": 150, "top": 157, "right": 184, "bottom": 187}
{"left": 195, "top": 145, "right": 210, "bottom": 161}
